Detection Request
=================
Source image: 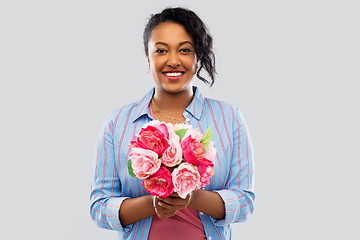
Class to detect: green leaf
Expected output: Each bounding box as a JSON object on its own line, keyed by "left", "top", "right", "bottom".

{"left": 127, "top": 159, "right": 137, "bottom": 178}
{"left": 175, "top": 129, "right": 188, "bottom": 142}
{"left": 200, "top": 125, "right": 213, "bottom": 151}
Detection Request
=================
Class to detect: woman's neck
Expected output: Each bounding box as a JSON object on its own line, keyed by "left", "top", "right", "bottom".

{"left": 152, "top": 87, "right": 194, "bottom": 114}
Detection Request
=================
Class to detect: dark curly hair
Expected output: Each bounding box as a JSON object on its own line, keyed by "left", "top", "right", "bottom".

{"left": 143, "top": 7, "right": 216, "bottom": 86}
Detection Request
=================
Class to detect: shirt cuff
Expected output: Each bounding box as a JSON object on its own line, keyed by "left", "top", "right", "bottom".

{"left": 211, "top": 189, "right": 240, "bottom": 226}
{"left": 105, "top": 197, "right": 131, "bottom": 232}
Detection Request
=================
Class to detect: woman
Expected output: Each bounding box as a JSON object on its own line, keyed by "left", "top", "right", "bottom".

{"left": 90, "top": 7, "right": 255, "bottom": 240}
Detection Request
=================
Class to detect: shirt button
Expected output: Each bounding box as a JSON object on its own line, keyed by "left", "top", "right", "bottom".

{"left": 186, "top": 118, "right": 190, "bottom": 122}
{"left": 208, "top": 236, "right": 212, "bottom": 240}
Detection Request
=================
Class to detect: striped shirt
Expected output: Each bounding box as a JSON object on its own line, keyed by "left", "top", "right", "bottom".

{"left": 90, "top": 86, "right": 255, "bottom": 240}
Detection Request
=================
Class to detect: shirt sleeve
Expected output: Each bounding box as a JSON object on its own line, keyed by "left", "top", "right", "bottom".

{"left": 89, "top": 113, "right": 132, "bottom": 233}
{"left": 211, "top": 106, "right": 255, "bottom": 226}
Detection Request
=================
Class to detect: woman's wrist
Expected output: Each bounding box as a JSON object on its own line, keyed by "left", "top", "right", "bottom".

{"left": 188, "top": 188, "right": 203, "bottom": 209}
{"left": 119, "top": 194, "right": 157, "bottom": 226}
{"left": 188, "top": 188, "right": 225, "bottom": 220}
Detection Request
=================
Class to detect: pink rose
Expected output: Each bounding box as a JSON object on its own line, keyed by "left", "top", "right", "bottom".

{"left": 172, "top": 163, "right": 200, "bottom": 199}
{"left": 197, "top": 158, "right": 215, "bottom": 188}
{"left": 145, "top": 120, "right": 170, "bottom": 139}
{"left": 183, "top": 126, "right": 203, "bottom": 142}
{"left": 161, "top": 123, "right": 182, "bottom": 167}
{"left": 204, "top": 140, "right": 216, "bottom": 164}
{"left": 162, "top": 139, "right": 183, "bottom": 167}
{"left": 130, "top": 123, "right": 169, "bottom": 156}
{"left": 143, "top": 166, "right": 174, "bottom": 197}
{"left": 175, "top": 123, "right": 203, "bottom": 142}
{"left": 180, "top": 135, "right": 205, "bottom": 166}
{"left": 130, "top": 148, "right": 161, "bottom": 179}
{"left": 165, "top": 122, "right": 177, "bottom": 140}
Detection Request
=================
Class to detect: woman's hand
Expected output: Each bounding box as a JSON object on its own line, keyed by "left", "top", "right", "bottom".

{"left": 153, "top": 192, "right": 191, "bottom": 218}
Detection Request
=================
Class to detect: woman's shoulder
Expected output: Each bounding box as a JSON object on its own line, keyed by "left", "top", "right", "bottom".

{"left": 107, "top": 103, "right": 139, "bottom": 123}
{"left": 111, "top": 101, "right": 137, "bottom": 116}
{"left": 203, "top": 97, "right": 234, "bottom": 108}
{"left": 203, "top": 97, "right": 241, "bottom": 120}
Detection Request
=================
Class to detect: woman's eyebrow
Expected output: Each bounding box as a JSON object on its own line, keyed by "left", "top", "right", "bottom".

{"left": 179, "top": 41, "right": 193, "bottom": 46}
{"left": 154, "top": 42, "right": 168, "bottom": 46}
{"left": 154, "top": 41, "right": 193, "bottom": 46}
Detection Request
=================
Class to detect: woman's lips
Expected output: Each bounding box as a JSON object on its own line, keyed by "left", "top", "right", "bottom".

{"left": 162, "top": 71, "right": 185, "bottom": 81}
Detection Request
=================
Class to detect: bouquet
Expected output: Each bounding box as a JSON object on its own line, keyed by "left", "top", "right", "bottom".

{"left": 127, "top": 120, "right": 216, "bottom": 199}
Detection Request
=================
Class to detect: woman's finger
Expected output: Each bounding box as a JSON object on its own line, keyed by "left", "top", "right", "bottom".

{"left": 158, "top": 194, "right": 190, "bottom": 206}
{"left": 157, "top": 199, "right": 175, "bottom": 209}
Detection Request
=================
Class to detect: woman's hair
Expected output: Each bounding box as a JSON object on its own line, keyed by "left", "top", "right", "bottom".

{"left": 143, "top": 7, "right": 216, "bottom": 86}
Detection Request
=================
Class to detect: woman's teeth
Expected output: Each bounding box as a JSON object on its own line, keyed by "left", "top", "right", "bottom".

{"left": 164, "top": 72, "right": 183, "bottom": 77}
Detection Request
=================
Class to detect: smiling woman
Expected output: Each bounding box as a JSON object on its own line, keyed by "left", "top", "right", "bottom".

{"left": 147, "top": 22, "right": 197, "bottom": 99}
{"left": 90, "top": 7, "right": 255, "bottom": 240}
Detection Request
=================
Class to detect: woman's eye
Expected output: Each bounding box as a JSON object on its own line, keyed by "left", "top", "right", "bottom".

{"left": 155, "top": 49, "right": 167, "bottom": 54}
{"left": 180, "top": 48, "right": 191, "bottom": 53}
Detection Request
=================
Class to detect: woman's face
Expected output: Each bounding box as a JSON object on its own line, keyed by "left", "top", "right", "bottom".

{"left": 147, "top": 21, "right": 197, "bottom": 94}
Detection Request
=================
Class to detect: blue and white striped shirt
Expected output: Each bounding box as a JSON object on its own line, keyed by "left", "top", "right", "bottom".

{"left": 90, "top": 86, "right": 255, "bottom": 240}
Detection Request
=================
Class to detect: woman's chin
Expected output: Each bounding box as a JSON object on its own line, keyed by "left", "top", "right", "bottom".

{"left": 156, "top": 81, "right": 193, "bottom": 95}
{"left": 164, "top": 85, "right": 191, "bottom": 95}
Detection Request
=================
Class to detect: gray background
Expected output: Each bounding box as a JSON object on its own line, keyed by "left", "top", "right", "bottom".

{"left": 1, "top": 0, "right": 359, "bottom": 239}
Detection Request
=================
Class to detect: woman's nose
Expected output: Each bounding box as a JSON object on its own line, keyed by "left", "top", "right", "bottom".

{"left": 167, "top": 52, "right": 180, "bottom": 67}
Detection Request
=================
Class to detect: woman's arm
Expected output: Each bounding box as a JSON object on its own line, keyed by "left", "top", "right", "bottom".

{"left": 119, "top": 195, "right": 156, "bottom": 226}
{"left": 189, "top": 189, "right": 225, "bottom": 219}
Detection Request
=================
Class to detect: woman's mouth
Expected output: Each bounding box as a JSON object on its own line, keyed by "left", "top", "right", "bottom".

{"left": 162, "top": 71, "right": 185, "bottom": 81}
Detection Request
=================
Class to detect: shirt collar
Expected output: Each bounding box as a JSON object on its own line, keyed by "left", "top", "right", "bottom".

{"left": 131, "top": 88, "right": 154, "bottom": 122}
{"left": 185, "top": 86, "right": 204, "bottom": 120}
{"left": 131, "top": 86, "right": 204, "bottom": 122}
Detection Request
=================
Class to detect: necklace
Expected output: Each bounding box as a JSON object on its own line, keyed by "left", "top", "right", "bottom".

{"left": 151, "top": 100, "right": 185, "bottom": 121}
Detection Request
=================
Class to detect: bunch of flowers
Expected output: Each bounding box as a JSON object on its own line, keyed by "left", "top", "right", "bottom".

{"left": 127, "top": 120, "right": 216, "bottom": 199}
